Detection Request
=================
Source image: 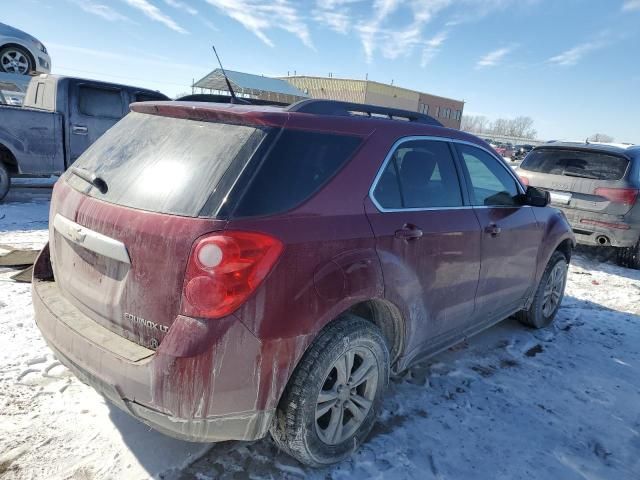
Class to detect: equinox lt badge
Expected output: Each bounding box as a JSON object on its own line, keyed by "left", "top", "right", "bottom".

{"left": 124, "top": 312, "right": 169, "bottom": 333}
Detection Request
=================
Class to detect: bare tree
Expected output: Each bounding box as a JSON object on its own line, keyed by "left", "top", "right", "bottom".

{"left": 461, "top": 115, "right": 489, "bottom": 134}
{"left": 461, "top": 114, "right": 537, "bottom": 139}
{"left": 508, "top": 116, "right": 537, "bottom": 139}
{"left": 588, "top": 133, "right": 614, "bottom": 142}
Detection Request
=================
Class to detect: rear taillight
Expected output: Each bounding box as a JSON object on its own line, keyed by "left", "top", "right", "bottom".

{"left": 181, "top": 231, "right": 283, "bottom": 319}
{"left": 594, "top": 187, "right": 639, "bottom": 206}
{"left": 519, "top": 176, "right": 529, "bottom": 186}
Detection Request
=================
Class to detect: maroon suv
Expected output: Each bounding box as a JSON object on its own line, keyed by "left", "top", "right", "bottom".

{"left": 32, "top": 99, "right": 574, "bottom": 466}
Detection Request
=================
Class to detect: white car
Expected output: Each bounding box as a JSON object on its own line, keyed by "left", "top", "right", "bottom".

{"left": 0, "top": 22, "right": 51, "bottom": 75}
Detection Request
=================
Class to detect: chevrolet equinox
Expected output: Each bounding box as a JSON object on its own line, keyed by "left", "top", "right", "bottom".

{"left": 32, "top": 99, "right": 575, "bottom": 466}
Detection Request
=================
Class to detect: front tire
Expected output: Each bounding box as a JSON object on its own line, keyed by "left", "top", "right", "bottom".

{"left": 0, "top": 162, "right": 10, "bottom": 202}
{"left": 617, "top": 242, "right": 640, "bottom": 269}
{"left": 0, "top": 46, "right": 34, "bottom": 75}
{"left": 517, "top": 251, "right": 568, "bottom": 329}
{"left": 270, "top": 315, "right": 389, "bottom": 467}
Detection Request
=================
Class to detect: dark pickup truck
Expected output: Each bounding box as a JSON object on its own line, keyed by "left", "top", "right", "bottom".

{"left": 0, "top": 74, "right": 168, "bottom": 200}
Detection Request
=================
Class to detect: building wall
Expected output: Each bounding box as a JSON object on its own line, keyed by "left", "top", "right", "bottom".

{"left": 281, "top": 76, "right": 464, "bottom": 129}
{"left": 281, "top": 77, "right": 366, "bottom": 103}
{"left": 364, "top": 82, "right": 419, "bottom": 111}
{"left": 418, "top": 93, "right": 464, "bottom": 129}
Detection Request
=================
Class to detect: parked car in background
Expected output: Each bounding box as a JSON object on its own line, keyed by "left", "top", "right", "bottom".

{"left": 0, "top": 22, "right": 50, "bottom": 75}
{"left": 0, "top": 74, "right": 168, "bottom": 200}
{"left": 513, "top": 144, "right": 535, "bottom": 162}
{"left": 518, "top": 142, "right": 640, "bottom": 268}
{"left": 494, "top": 142, "right": 514, "bottom": 159}
{"left": 32, "top": 99, "right": 574, "bottom": 467}
{"left": 0, "top": 72, "right": 29, "bottom": 105}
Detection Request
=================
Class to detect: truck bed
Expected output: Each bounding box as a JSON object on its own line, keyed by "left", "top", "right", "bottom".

{"left": 0, "top": 104, "right": 65, "bottom": 175}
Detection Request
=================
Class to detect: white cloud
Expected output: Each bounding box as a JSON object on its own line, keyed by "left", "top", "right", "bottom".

{"left": 421, "top": 31, "right": 448, "bottom": 66}
{"left": 204, "top": 0, "right": 313, "bottom": 48}
{"left": 476, "top": 46, "right": 515, "bottom": 68}
{"left": 622, "top": 0, "right": 640, "bottom": 11}
{"left": 121, "top": 0, "right": 187, "bottom": 33}
{"left": 312, "top": 0, "right": 364, "bottom": 34}
{"left": 164, "top": 0, "right": 198, "bottom": 15}
{"left": 68, "top": 0, "right": 131, "bottom": 22}
{"left": 548, "top": 41, "right": 604, "bottom": 66}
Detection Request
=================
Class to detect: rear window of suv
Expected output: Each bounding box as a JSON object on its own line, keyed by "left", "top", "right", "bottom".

{"left": 521, "top": 148, "right": 629, "bottom": 180}
{"left": 231, "top": 130, "right": 362, "bottom": 217}
{"left": 66, "top": 112, "right": 267, "bottom": 217}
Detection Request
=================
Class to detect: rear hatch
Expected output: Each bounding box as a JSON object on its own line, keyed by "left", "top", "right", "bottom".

{"left": 50, "top": 110, "right": 271, "bottom": 349}
{"left": 519, "top": 147, "right": 634, "bottom": 215}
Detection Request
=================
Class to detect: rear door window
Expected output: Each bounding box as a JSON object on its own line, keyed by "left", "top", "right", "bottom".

{"left": 521, "top": 149, "right": 629, "bottom": 180}
{"left": 372, "top": 139, "right": 463, "bottom": 209}
{"left": 78, "top": 86, "right": 123, "bottom": 118}
{"left": 232, "top": 130, "right": 362, "bottom": 217}
{"left": 66, "top": 112, "right": 268, "bottom": 217}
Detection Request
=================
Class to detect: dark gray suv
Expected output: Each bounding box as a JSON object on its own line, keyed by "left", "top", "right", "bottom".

{"left": 518, "top": 142, "right": 640, "bottom": 268}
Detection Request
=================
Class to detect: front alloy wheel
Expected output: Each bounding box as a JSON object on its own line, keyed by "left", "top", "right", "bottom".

{"left": 0, "top": 47, "right": 32, "bottom": 75}
{"left": 541, "top": 261, "right": 566, "bottom": 317}
{"left": 517, "top": 251, "right": 568, "bottom": 329}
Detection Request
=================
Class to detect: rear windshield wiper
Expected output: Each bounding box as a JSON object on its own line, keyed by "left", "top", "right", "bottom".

{"left": 562, "top": 170, "right": 600, "bottom": 180}
{"left": 70, "top": 167, "right": 108, "bottom": 194}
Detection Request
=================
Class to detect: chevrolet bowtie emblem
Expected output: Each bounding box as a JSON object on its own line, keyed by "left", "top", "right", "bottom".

{"left": 68, "top": 226, "right": 86, "bottom": 243}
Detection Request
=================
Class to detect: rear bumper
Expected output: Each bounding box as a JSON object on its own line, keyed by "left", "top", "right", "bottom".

{"left": 557, "top": 208, "right": 639, "bottom": 248}
{"left": 31, "top": 247, "right": 274, "bottom": 442}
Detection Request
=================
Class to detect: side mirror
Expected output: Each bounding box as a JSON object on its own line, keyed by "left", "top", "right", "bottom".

{"left": 524, "top": 186, "right": 550, "bottom": 207}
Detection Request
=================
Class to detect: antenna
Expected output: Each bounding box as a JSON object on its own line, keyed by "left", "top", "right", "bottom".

{"left": 212, "top": 45, "right": 246, "bottom": 104}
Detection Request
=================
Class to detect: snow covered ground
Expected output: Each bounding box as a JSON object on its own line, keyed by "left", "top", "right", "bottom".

{"left": 1, "top": 192, "right": 639, "bottom": 480}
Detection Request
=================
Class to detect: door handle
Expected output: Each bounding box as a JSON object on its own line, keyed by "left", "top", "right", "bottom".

{"left": 72, "top": 124, "right": 88, "bottom": 135}
{"left": 484, "top": 224, "right": 502, "bottom": 237}
{"left": 394, "top": 224, "right": 423, "bottom": 241}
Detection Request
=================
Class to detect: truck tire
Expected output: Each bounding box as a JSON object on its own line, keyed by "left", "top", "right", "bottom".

{"left": 0, "top": 162, "right": 10, "bottom": 202}
{"left": 617, "top": 242, "right": 640, "bottom": 270}
{"left": 517, "top": 251, "right": 568, "bottom": 329}
{"left": 270, "top": 315, "right": 389, "bottom": 467}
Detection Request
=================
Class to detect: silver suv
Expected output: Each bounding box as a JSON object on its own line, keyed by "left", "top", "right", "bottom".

{"left": 518, "top": 142, "right": 640, "bottom": 269}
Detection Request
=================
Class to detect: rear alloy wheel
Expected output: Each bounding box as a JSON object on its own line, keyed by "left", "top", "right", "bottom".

{"left": 271, "top": 315, "right": 389, "bottom": 467}
{"left": 617, "top": 242, "right": 640, "bottom": 270}
{"left": 0, "top": 46, "right": 33, "bottom": 75}
{"left": 0, "top": 162, "right": 10, "bottom": 202}
{"left": 517, "top": 251, "right": 568, "bottom": 329}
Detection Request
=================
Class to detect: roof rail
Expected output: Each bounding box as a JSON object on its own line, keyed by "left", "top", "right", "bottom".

{"left": 286, "top": 99, "right": 443, "bottom": 127}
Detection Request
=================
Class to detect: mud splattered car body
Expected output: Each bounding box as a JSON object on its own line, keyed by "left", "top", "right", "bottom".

{"left": 32, "top": 100, "right": 574, "bottom": 463}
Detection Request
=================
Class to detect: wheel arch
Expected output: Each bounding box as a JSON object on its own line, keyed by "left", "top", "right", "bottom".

{"left": 0, "top": 142, "right": 19, "bottom": 175}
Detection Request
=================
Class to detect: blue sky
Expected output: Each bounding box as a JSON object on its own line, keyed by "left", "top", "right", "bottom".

{"left": 8, "top": 0, "right": 640, "bottom": 142}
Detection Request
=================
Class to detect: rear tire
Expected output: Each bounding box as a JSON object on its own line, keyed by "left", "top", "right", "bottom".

{"left": 617, "top": 242, "right": 640, "bottom": 269}
{"left": 270, "top": 315, "right": 389, "bottom": 467}
{"left": 517, "top": 251, "right": 568, "bottom": 329}
{"left": 0, "top": 162, "right": 10, "bottom": 202}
